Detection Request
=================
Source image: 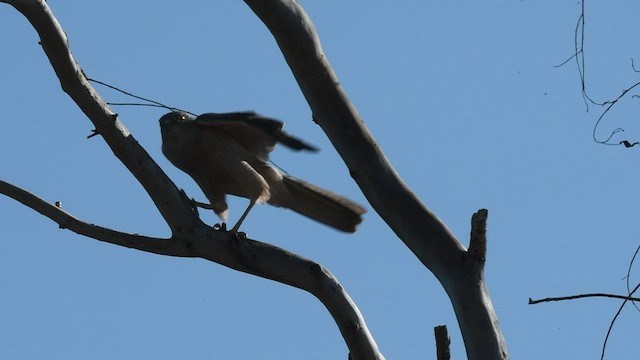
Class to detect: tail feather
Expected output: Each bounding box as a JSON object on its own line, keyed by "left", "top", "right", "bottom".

{"left": 277, "top": 175, "right": 366, "bottom": 233}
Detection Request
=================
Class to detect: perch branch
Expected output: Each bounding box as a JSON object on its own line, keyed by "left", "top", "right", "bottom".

{"left": 3, "top": 1, "right": 383, "bottom": 358}
{"left": 190, "top": 233, "right": 384, "bottom": 360}
{"left": 0, "top": 175, "right": 382, "bottom": 359}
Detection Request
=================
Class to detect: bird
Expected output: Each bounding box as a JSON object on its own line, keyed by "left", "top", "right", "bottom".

{"left": 159, "top": 111, "right": 366, "bottom": 233}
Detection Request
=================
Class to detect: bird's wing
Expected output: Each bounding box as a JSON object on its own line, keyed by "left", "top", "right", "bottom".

{"left": 195, "top": 112, "right": 318, "bottom": 162}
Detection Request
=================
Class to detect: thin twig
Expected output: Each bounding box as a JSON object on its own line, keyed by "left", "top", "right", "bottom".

{"left": 625, "top": 244, "right": 640, "bottom": 312}
{"left": 600, "top": 282, "right": 640, "bottom": 360}
{"left": 529, "top": 293, "right": 640, "bottom": 305}
{"left": 598, "top": 248, "right": 640, "bottom": 360}
{"left": 559, "top": 1, "right": 640, "bottom": 147}
{"left": 88, "top": 78, "right": 195, "bottom": 115}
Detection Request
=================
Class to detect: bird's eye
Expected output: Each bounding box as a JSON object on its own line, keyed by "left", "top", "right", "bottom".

{"left": 178, "top": 114, "right": 187, "bottom": 122}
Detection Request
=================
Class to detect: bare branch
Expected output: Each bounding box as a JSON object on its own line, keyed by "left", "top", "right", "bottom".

{"left": 600, "top": 282, "right": 640, "bottom": 360}
{"left": 529, "top": 290, "right": 640, "bottom": 360}
{"left": 243, "top": 1, "right": 508, "bottom": 358}
{"left": 625, "top": 244, "right": 640, "bottom": 312}
{"left": 1, "top": 172, "right": 383, "bottom": 358}
{"left": 192, "top": 235, "right": 385, "bottom": 360}
{"left": 3, "top": 0, "right": 198, "bottom": 233}
{"left": 529, "top": 293, "right": 640, "bottom": 304}
{"left": 243, "top": 0, "right": 463, "bottom": 275}
{"left": 0, "top": 179, "right": 189, "bottom": 257}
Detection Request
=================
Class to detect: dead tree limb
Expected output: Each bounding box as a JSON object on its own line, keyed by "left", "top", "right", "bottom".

{"left": 243, "top": 1, "right": 508, "bottom": 358}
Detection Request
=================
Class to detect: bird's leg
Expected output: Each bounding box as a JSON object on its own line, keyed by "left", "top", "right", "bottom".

{"left": 189, "top": 200, "right": 229, "bottom": 229}
{"left": 230, "top": 199, "right": 256, "bottom": 233}
{"left": 193, "top": 200, "right": 214, "bottom": 211}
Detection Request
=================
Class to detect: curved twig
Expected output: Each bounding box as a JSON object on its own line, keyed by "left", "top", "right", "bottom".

{"left": 600, "top": 283, "right": 640, "bottom": 360}
{"left": 625, "top": 245, "right": 640, "bottom": 312}
{"left": 598, "top": 248, "right": 640, "bottom": 360}
{"left": 567, "top": 1, "right": 640, "bottom": 147}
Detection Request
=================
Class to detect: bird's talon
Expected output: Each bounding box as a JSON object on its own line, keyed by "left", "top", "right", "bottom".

{"left": 234, "top": 231, "right": 247, "bottom": 240}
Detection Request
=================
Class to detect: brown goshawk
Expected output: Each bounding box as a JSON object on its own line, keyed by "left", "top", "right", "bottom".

{"left": 159, "top": 111, "right": 366, "bottom": 232}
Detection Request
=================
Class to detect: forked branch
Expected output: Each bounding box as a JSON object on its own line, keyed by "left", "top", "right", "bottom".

{"left": 1, "top": 1, "right": 383, "bottom": 358}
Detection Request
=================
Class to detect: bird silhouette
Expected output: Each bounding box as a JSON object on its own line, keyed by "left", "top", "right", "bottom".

{"left": 159, "top": 111, "right": 366, "bottom": 233}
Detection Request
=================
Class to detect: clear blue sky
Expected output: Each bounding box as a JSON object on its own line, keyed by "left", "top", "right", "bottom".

{"left": 1, "top": 1, "right": 639, "bottom": 359}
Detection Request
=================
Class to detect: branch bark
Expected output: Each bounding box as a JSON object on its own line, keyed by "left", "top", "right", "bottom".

{"left": 1, "top": 1, "right": 383, "bottom": 358}
{"left": 243, "top": 1, "right": 509, "bottom": 359}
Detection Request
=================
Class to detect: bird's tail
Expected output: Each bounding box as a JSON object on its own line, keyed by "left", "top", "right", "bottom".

{"left": 278, "top": 175, "right": 366, "bottom": 233}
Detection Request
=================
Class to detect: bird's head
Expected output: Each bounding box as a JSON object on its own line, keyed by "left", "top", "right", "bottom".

{"left": 159, "top": 111, "right": 196, "bottom": 133}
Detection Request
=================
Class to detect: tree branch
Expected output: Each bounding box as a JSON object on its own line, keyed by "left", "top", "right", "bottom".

{"left": 2, "top": 1, "right": 383, "bottom": 358}
{"left": 243, "top": 0, "right": 463, "bottom": 278}
{"left": 0, "top": 176, "right": 383, "bottom": 360}
{"left": 529, "top": 293, "right": 640, "bottom": 304}
{"left": 243, "top": 1, "right": 508, "bottom": 359}
{"left": 190, "top": 234, "right": 385, "bottom": 360}
{"left": 3, "top": 0, "right": 198, "bottom": 234}
{"left": 1, "top": 172, "right": 383, "bottom": 358}
{"left": 0, "top": 179, "right": 190, "bottom": 256}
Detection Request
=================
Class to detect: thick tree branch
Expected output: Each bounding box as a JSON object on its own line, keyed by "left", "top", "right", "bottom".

{"left": 243, "top": 0, "right": 463, "bottom": 278}
{"left": 3, "top": 0, "right": 197, "bottom": 233}
{"left": 190, "top": 233, "right": 384, "bottom": 360}
{"left": 2, "top": 1, "right": 383, "bottom": 358}
{"left": 243, "top": 1, "right": 508, "bottom": 359}
{"left": 1, "top": 175, "right": 382, "bottom": 358}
